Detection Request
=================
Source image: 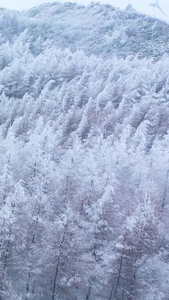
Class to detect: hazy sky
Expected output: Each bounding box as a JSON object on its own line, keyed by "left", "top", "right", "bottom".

{"left": 0, "top": 0, "right": 168, "bottom": 21}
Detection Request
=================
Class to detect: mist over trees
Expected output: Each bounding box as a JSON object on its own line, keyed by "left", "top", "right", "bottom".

{"left": 0, "top": 2, "right": 169, "bottom": 300}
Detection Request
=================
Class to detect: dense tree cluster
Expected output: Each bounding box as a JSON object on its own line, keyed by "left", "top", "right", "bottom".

{"left": 0, "top": 2, "right": 169, "bottom": 300}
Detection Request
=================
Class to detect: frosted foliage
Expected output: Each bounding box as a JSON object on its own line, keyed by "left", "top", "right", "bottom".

{"left": 0, "top": 2, "right": 169, "bottom": 300}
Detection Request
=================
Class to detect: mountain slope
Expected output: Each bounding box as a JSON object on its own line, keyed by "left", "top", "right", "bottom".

{"left": 1, "top": 2, "right": 169, "bottom": 60}
{"left": 0, "top": 2, "right": 169, "bottom": 300}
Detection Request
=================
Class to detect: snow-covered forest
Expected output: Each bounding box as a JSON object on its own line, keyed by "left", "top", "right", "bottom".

{"left": 0, "top": 2, "right": 169, "bottom": 299}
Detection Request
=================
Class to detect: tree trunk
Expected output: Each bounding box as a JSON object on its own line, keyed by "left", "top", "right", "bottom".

{"left": 51, "top": 224, "right": 68, "bottom": 300}
{"left": 162, "top": 170, "right": 169, "bottom": 208}
{"left": 86, "top": 285, "right": 91, "bottom": 300}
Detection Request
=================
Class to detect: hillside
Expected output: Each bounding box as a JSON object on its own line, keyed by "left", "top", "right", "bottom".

{"left": 0, "top": 2, "right": 169, "bottom": 300}
{"left": 1, "top": 2, "right": 169, "bottom": 59}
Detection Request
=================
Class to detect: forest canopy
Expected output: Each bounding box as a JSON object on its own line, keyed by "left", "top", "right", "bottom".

{"left": 0, "top": 2, "right": 169, "bottom": 300}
